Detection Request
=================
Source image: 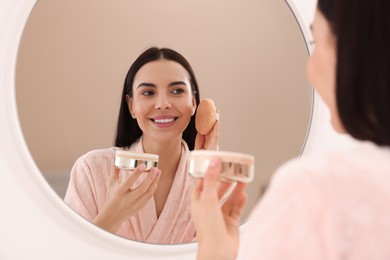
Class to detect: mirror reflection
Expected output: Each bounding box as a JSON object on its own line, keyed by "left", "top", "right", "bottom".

{"left": 16, "top": 0, "right": 312, "bottom": 244}
{"left": 65, "top": 47, "right": 205, "bottom": 243}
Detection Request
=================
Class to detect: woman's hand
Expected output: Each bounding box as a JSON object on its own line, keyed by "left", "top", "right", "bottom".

{"left": 195, "top": 120, "right": 220, "bottom": 150}
{"left": 191, "top": 157, "right": 247, "bottom": 260}
{"left": 94, "top": 164, "right": 161, "bottom": 233}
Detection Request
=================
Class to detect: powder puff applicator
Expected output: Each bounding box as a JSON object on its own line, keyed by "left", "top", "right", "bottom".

{"left": 195, "top": 98, "right": 219, "bottom": 135}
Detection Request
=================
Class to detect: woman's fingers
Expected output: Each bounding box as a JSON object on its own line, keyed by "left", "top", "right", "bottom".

{"left": 119, "top": 164, "right": 146, "bottom": 193}
{"left": 202, "top": 157, "right": 222, "bottom": 195}
{"left": 195, "top": 120, "right": 220, "bottom": 150}
{"left": 131, "top": 167, "right": 160, "bottom": 196}
{"left": 217, "top": 180, "right": 234, "bottom": 199}
{"left": 192, "top": 178, "right": 204, "bottom": 201}
{"left": 194, "top": 133, "right": 205, "bottom": 150}
{"left": 203, "top": 120, "right": 219, "bottom": 150}
{"left": 210, "top": 120, "right": 219, "bottom": 139}
{"left": 136, "top": 168, "right": 161, "bottom": 201}
{"left": 221, "top": 182, "right": 248, "bottom": 219}
{"left": 231, "top": 190, "right": 248, "bottom": 220}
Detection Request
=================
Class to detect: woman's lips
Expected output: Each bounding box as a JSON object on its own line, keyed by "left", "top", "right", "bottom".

{"left": 150, "top": 116, "right": 178, "bottom": 128}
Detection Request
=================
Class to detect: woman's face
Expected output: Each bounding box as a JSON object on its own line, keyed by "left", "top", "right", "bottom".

{"left": 127, "top": 59, "right": 196, "bottom": 144}
{"left": 307, "top": 9, "right": 345, "bottom": 133}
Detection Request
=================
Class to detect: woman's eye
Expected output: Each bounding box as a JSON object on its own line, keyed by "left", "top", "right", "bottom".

{"left": 172, "top": 88, "right": 185, "bottom": 94}
{"left": 141, "top": 90, "right": 154, "bottom": 96}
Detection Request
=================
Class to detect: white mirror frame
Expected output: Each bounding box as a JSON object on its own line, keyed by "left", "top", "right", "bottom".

{"left": 1, "top": 0, "right": 343, "bottom": 259}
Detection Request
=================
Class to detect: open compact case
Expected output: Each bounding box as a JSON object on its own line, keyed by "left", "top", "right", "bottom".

{"left": 189, "top": 150, "right": 255, "bottom": 183}
{"left": 114, "top": 150, "right": 159, "bottom": 171}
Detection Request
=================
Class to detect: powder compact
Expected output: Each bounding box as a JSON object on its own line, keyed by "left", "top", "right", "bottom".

{"left": 189, "top": 150, "right": 254, "bottom": 183}
{"left": 114, "top": 150, "right": 159, "bottom": 171}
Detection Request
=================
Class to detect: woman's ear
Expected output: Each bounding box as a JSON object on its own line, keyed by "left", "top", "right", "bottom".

{"left": 126, "top": 94, "right": 136, "bottom": 119}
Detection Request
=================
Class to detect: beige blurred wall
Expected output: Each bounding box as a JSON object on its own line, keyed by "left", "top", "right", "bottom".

{"left": 16, "top": 0, "right": 311, "bottom": 219}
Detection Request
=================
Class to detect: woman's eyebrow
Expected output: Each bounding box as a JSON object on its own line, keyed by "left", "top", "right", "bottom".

{"left": 137, "top": 82, "right": 156, "bottom": 89}
{"left": 137, "top": 81, "right": 187, "bottom": 89}
{"left": 169, "top": 81, "right": 188, "bottom": 87}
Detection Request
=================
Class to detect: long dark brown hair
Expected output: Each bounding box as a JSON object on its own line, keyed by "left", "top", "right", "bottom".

{"left": 318, "top": 0, "right": 390, "bottom": 146}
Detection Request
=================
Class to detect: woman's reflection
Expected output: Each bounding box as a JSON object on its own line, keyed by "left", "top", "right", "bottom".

{"left": 64, "top": 47, "right": 219, "bottom": 244}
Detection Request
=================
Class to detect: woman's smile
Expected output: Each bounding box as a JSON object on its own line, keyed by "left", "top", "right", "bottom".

{"left": 149, "top": 115, "right": 179, "bottom": 128}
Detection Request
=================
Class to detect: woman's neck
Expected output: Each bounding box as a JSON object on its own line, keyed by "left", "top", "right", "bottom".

{"left": 141, "top": 136, "right": 182, "bottom": 178}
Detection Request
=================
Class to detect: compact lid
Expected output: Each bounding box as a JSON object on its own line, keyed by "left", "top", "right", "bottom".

{"left": 190, "top": 150, "right": 254, "bottom": 164}
{"left": 115, "top": 150, "right": 159, "bottom": 161}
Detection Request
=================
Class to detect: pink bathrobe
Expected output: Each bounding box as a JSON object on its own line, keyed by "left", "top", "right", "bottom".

{"left": 239, "top": 141, "right": 390, "bottom": 259}
{"left": 64, "top": 138, "right": 196, "bottom": 244}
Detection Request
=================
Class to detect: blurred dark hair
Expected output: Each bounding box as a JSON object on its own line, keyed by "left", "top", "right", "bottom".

{"left": 114, "top": 47, "right": 200, "bottom": 150}
{"left": 318, "top": 0, "right": 390, "bottom": 146}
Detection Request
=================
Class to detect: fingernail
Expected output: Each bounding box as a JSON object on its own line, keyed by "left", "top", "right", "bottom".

{"left": 151, "top": 167, "right": 159, "bottom": 176}
{"left": 139, "top": 164, "right": 146, "bottom": 171}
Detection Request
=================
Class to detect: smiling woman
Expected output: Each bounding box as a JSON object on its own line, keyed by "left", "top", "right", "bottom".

{"left": 64, "top": 47, "right": 213, "bottom": 244}
{"left": 15, "top": 0, "right": 312, "bottom": 247}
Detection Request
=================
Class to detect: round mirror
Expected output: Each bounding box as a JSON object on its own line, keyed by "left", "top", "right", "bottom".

{"left": 15, "top": 0, "right": 311, "bottom": 244}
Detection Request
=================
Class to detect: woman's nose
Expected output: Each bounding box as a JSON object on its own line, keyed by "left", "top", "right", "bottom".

{"left": 155, "top": 94, "right": 172, "bottom": 109}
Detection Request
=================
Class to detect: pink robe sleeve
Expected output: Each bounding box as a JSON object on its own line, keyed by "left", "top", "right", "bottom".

{"left": 64, "top": 156, "right": 100, "bottom": 221}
